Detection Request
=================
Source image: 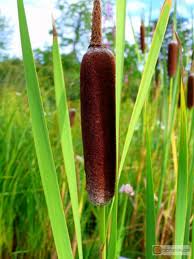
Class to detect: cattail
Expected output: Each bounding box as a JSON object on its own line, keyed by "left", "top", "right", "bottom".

{"left": 69, "top": 108, "right": 76, "bottom": 127}
{"left": 80, "top": 0, "right": 116, "bottom": 205}
{"left": 140, "top": 20, "right": 146, "bottom": 54}
{"left": 155, "top": 69, "right": 160, "bottom": 87}
{"left": 187, "top": 73, "right": 194, "bottom": 109}
{"left": 168, "top": 40, "right": 178, "bottom": 78}
{"left": 178, "top": 93, "right": 181, "bottom": 108}
{"left": 155, "top": 60, "right": 160, "bottom": 87}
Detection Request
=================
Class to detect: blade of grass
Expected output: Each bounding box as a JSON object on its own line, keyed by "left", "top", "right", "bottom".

{"left": 108, "top": 1, "right": 126, "bottom": 258}
{"left": 17, "top": 1, "right": 73, "bottom": 258}
{"left": 173, "top": 0, "right": 177, "bottom": 31}
{"left": 129, "top": 15, "right": 141, "bottom": 63}
{"left": 145, "top": 119, "right": 156, "bottom": 259}
{"left": 192, "top": 220, "right": 194, "bottom": 259}
{"left": 157, "top": 62, "right": 180, "bottom": 214}
{"left": 118, "top": 0, "right": 172, "bottom": 179}
{"left": 52, "top": 24, "right": 83, "bottom": 259}
{"left": 183, "top": 111, "right": 194, "bottom": 254}
{"left": 99, "top": 207, "right": 106, "bottom": 259}
{"left": 175, "top": 80, "right": 188, "bottom": 259}
{"left": 117, "top": 196, "right": 129, "bottom": 255}
{"left": 116, "top": 0, "right": 127, "bottom": 148}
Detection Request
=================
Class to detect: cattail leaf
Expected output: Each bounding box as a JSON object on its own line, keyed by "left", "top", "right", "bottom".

{"left": 192, "top": 220, "right": 194, "bottom": 259}
{"left": 145, "top": 126, "right": 156, "bottom": 259}
{"left": 157, "top": 62, "right": 180, "bottom": 214}
{"left": 53, "top": 27, "right": 83, "bottom": 259}
{"left": 183, "top": 111, "right": 194, "bottom": 252}
{"left": 118, "top": 0, "right": 172, "bottom": 178}
{"left": 129, "top": 16, "right": 141, "bottom": 63}
{"left": 173, "top": 0, "right": 177, "bottom": 31}
{"left": 175, "top": 79, "right": 188, "bottom": 258}
{"left": 116, "top": 0, "right": 126, "bottom": 155}
{"left": 108, "top": 0, "right": 126, "bottom": 258}
{"left": 183, "top": 147, "right": 194, "bottom": 257}
{"left": 17, "top": 1, "right": 73, "bottom": 258}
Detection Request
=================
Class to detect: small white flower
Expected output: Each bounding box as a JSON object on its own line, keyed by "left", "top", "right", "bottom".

{"left": 119, "top": 184, "right": 135, "bottom": 197}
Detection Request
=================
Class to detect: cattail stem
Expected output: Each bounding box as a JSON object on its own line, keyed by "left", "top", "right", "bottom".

{"left": 90, "top": 0, "right": 102, "bottom": 46}
{"left": 99, "top": 207, "right": 106, "bottom": 258}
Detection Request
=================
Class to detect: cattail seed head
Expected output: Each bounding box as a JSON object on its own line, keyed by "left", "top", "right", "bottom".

{"left": 187, "top": 73, "right": 194, "bottom": 109}
{"left": 140, "top": 20, "right": 146, "bottom": 54}
{"left": 69, "top": 108, "right": 76, "bottom": 127}
{"left": 178, "top": 93, "right": 181, "bottom": 108}
{"left": 80, "top": 0, "right": 116, "bottom": 205}
{"left": 168, "top": 40, "right": 178, "bottom": 78}
{"left": 155, "top": 69, "right": 160, "bottom": 87}
{"left": 155, "top": 60, "right": 160, "bottom": 87}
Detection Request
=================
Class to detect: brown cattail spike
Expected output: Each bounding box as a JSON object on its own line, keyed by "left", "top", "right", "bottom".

{"left": 187, "top": 73, "right": 194, "bottom": 109}
{"left": 69, "top": 108, "right": 76, "bottom": 127}
{"left": 155, "top": 60, "right": 160, "bottom": 87}
{"left": 168, "top": 40, "right": 178, "bottom": 78}
{"left": 140, "top": 20, "right": 146, "bottom": 53}
{"left": 80, "top": 0, "right": 116, "bottom": 205}
{"left": 90, "top": 0, "right": 102, "bottom": 46}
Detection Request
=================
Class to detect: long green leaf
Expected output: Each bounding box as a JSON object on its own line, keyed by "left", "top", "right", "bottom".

{"left": 192, "top": 220, "right": 194, "bottom": 259}
{"left": 175, "top": 80, "right": 188, "bottom": 259}
{"left": 118, "top": 0, "right": 172, "bottom": 178}
{"left": 52, "top": 26, "right": 83, "bottom": 259}
{"left": 17, "top": 1, "right": 73, "bottom": 258}
{"left": 145, "top": 127, "right": 156, "bottom": 259}
{"left": 183, "top": 112, "right": 194, "bottom": 252}
{"left": 157, "top": 63, "right": 180, "bottom": 214}
{"left": 116, "top": 0, "right": 126, "bottom": 152}
{"left": 108, "top": 1, "right": 126, "bottom": 258}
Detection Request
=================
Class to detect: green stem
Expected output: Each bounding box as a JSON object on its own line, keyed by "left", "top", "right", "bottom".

{"left": 99, "top": 207, "right": 106, "bottom": 259}
{"left": 157, "top": 77, "right": 173, "bottom": 214}
{"left": 192, "top": 220, "right": 194, "bottom": 259}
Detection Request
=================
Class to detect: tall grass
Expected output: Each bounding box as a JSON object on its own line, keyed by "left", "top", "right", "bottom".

{"left": 145, "top": 119, "right": 156, "bottom": 259}
{"left": 175, "top": 79, "right": 188, "bottom": 259}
